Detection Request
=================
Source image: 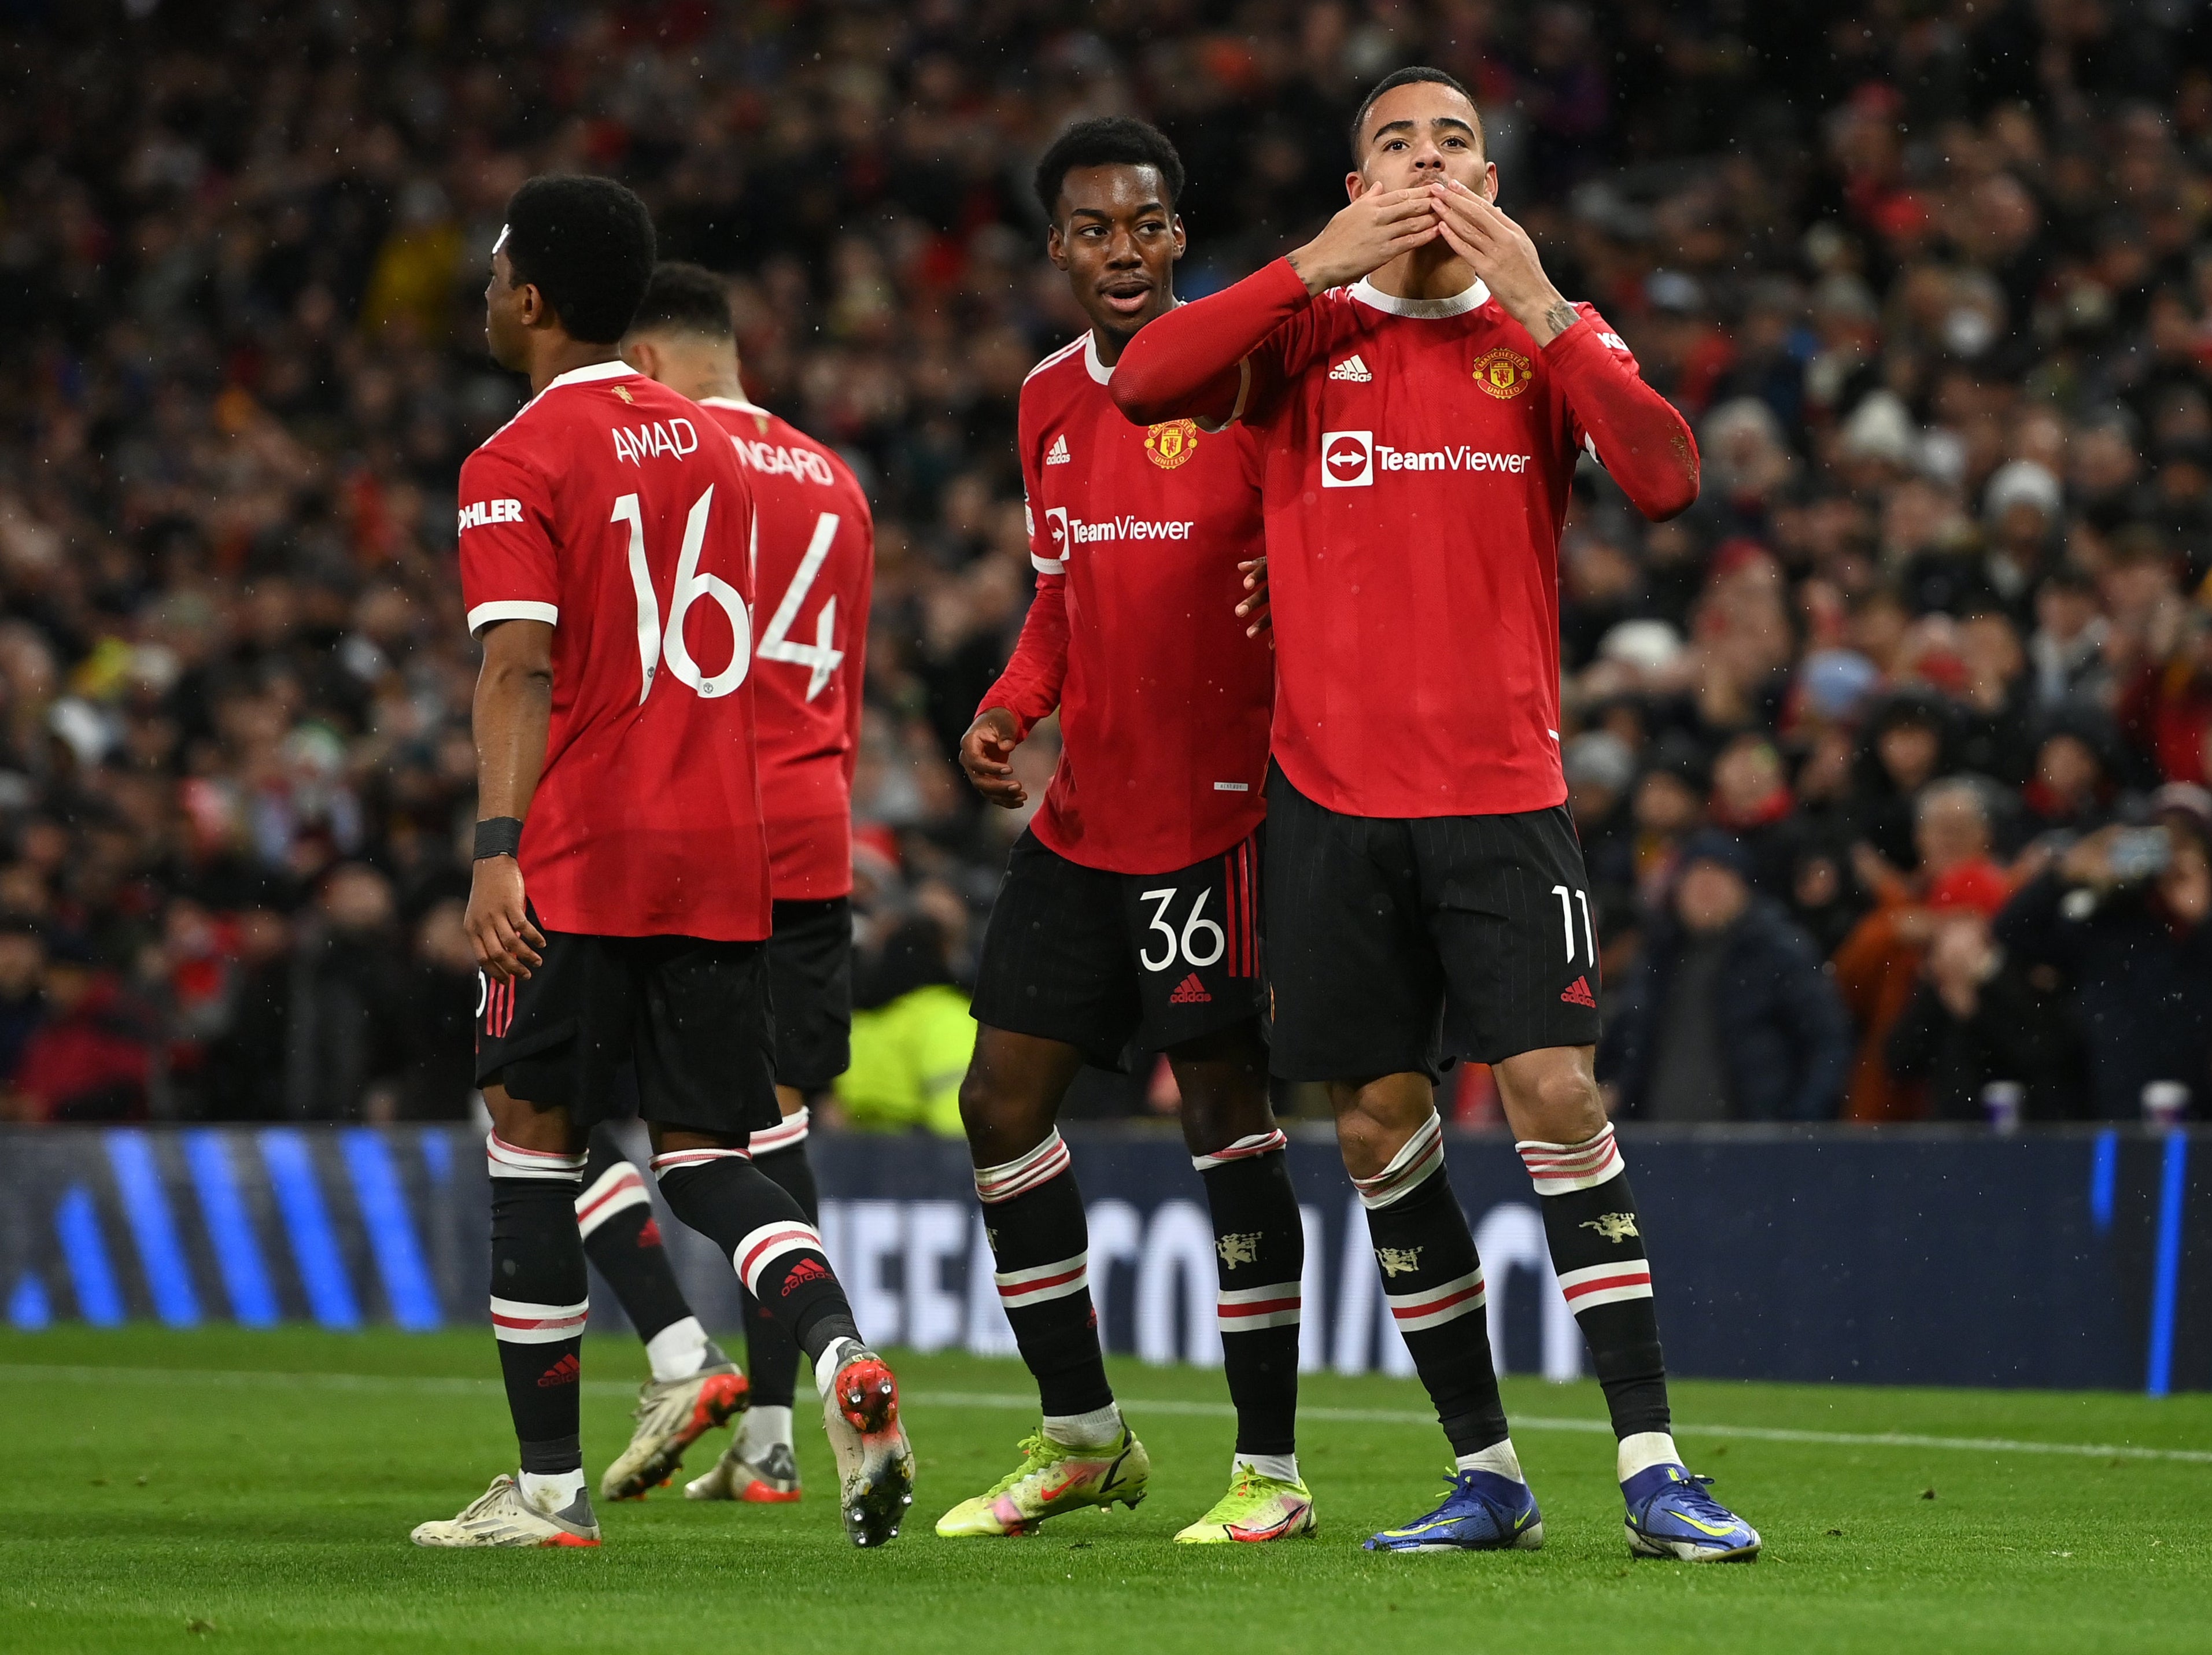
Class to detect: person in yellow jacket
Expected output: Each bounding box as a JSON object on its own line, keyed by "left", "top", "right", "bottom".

{"left": 833, "top": 917, "right": 975, "bottom": 1137}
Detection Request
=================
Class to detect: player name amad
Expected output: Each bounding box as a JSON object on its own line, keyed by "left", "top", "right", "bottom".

{"left": 610, "top": 417, "right": 701, "bottom": 465}
{"left": 1046, "top": 508, "right": 1196, "bottom": 546}
{"left": 1321, "top": 430, "right": 1533, "bottom": 487}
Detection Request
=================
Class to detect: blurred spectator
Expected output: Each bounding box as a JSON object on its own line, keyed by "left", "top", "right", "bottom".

{"left": 1885, "top": 908, "right": 2084, "bottom": 1122}
{"left": 1836, "top": 778, "right": 2014, "bottom": 1121}
{"left": 283, "top": 863, "right": 408, "bottom": 1121}
{"left": 7, "top": 937, "right": 154, "bottom": 1122}
{"left": 1608, "top": 831, "right": 1853, "bottom": 1122}
{"left": 397, "top": 897, "right": 477, "bottom": 1120}
{"left": 0, "top": 924, "right": 47, "bottom": 1084}
{"left": 1997, "top": 789, "right": 2212, "bottom": 1122}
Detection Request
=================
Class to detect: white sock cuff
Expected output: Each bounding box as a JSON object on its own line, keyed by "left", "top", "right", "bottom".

{"left": 1617, "top": 1430, "right": 1682, "bottom": 1482}
{"left": 749, "top": 1107, "right": 810, "bottom": 1156}
{"left": 1191, "top": 1129, "right": 1287, "bottom": 1172}
{"left": 1236, "top": 1451, "right": 1300, "bottom": 1485}
{"left": 1517, "top": 1122, "right": 1624, "bottom": 1195}
{"left": 1041, "top": 1401, "right": 1122, "bottom": 1447}
{"left": 575, "top": 1160, "right": 650, "bottom": 1236}
{"left": 649, "top": 1146, "right": 751, "bottom": 1178}
{"left": 973, "top": 1129, "right": 1071, "bottom": 1205}
{"left": 741, "top": 1405, "right": 795, "bottom": 1451}
{"left": 1456, "top": 1438, "right": 1525, "bottom": 1483}
{"left": 486, "top": 1132, "right": 587, "bottom": 1181}
{"left": 1351, "top": 1113, "right": 1444, "bottom": 1209}
{"left": 489, "top": 1295, "right": 589, "bottom": 1343}
{"left": 643, "top": 1316, "right": 711, "bottom": 1383}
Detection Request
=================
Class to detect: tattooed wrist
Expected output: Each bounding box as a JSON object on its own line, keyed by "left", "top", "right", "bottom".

{"left": 1539, "top": 300, "right": 1579, "bottom": 343}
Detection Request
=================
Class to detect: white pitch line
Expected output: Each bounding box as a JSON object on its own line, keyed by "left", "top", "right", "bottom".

{"left": 8, "top": 1365, "right": 2211, "bottom": 1466}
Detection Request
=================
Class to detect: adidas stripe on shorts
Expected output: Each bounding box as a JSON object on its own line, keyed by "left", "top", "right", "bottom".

{"left": 1262, "top": 762, "right": 1603, "bottom": 1083}
{"left": 969, "top": 826, "right": 1264, "bottom": 1072}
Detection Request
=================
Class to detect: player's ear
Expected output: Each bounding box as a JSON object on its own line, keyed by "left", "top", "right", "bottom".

{"left": 1169, "top": 214, "right": 1186, "bottom": 261}
{"left": 621, "top": 336, "right": 656, "bottom": 380}
{"left": 1345, "top": 168, "right": 1368, "bottom": 203}
{"left": 1480, "top": 161, "right": 1499, "bottom": 202}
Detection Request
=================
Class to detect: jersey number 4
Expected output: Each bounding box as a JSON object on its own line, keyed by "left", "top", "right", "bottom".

{"left": 612, "top": 487, "right": 749, "bottom": 703}
{"left": 755, "top": 511, "right": 845, "bottom": 703}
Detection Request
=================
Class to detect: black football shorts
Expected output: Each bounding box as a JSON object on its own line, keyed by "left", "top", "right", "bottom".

{"left": 769, "top": 896, "right": 854, "bottom": 1093}
{"left": 475, "top": 910, "right": 780, "bottom": 1136}
{"left": 1263, "top": 763, "right": 1602, "bottom": 1082}
{"left": 969, "top": 827, "right": 1264, "bottom": 1071}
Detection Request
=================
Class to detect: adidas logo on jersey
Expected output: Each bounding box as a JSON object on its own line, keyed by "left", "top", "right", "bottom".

{"left": 1328, "top": 354, "right": 1373, "bottom": 382}
{"left": 1169, "top": 973, "right": 1212, "bottom": 1004}
{"left": 1045, "top": 433, "right": 1072, "bottom": 465}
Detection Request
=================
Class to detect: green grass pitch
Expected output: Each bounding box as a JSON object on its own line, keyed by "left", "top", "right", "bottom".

{"left": 5, "top": 1329, "right": 2209, "bottom": 1653}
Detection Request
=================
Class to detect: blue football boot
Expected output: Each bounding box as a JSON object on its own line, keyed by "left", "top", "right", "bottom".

{"left": 1622, "top": 1464, "right": 1760, "bottom": 1561}
{"left": 1364, "top": 1466, "right": 1543, "bottom": 1553}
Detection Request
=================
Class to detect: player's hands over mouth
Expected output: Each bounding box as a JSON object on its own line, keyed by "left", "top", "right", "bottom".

{"left": 466, "top": 855, "right": 545, "bottom": 981}
{"left": 961, "top": 707, "right": 1028, "bottom": 808}
{"left": 1287, "top": 188, "right": 1439, "bottom": 294}
{"left": 1427, "top": 179, "right": 1576, "bottom": 345}
{"left": 1236, "top": 557, "right": 1273, "bottom": 648}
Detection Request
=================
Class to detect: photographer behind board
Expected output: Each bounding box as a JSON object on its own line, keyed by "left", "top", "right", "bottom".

{"left": 1996, "top": 785, "right": 2212, "bottom": 1123}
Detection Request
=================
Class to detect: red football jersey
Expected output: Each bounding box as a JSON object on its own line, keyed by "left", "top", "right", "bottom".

{"left": 1236, "top": 275, "right": 1648, "bottom": 818}
{"left": 987, "top": 331, "right": 1273, "bottom": 874}
{"left": 699, "top": 397, "right": 873, "bottom": 902}
{"left": 457, "top": 360, "right": 770, "bottom": 941}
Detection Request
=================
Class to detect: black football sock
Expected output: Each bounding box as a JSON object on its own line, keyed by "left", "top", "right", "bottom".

{"left": 740, "top": 1113, "right": 819, "bottom": 1412}
{"left": 1520, "top": 1124, "right": 1672, "bottom": 1447}
{"left": 1195, "top": 1131, "right": 1302, "bottom": 1460}
{"left": 575, "top": 1131, "right": 706, "bottom": 1379}
{"left": 486, "top": 1134, "right": 590, "bottom": 1474}
{"left": 650, "top": 1147, "right": 859, "bottom": 1366}
{"left": 974, "top": 1129, "right": 1115, "bottom": 1427}
{"left": 1351, "top": 1114, "right": 1511, "bottom": 1458}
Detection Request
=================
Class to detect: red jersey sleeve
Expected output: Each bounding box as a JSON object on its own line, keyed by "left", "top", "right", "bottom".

{"left": 1548, "top": 305, "right": 1700, "bottom": 520}
{"left": 1111, "top": 257, "right": 1315, "bottom": 428}
{"left": 457, "top": 443, "right": 560, "bottom": 636}
{"left": 980, "top": 574, "right": 1069, "bottom": 740}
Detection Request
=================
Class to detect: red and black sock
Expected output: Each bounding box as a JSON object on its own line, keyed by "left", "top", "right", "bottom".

{"left": 974, "top": 1129, "right": 1113, "bottom": 1418}
{"left": 651, "top": 1147, "right": 858, "bottom": 1364}
{"left": 739, "top": 1111, "right": 818, "bottom": 1410}
{"left": 1195, "top": 1131, "right": 1302, "bottom": 1459}
{"left": 575, "top": 1129, "right": 692, "bottom": 1346}
{"left": 1353, "top": 1115, "right": 1510, "bottom": 1457}
{"left": 486, "top": 1133, "right": 590, "bottom": 1473}
{"left": 1521, "top": 1125, "right": 1670, "bottom": 1439}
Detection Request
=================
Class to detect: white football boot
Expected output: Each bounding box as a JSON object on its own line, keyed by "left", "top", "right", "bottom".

{"left": 411, "top": 1474, "right": 601, "bottom": 1548}
{"left": 600, "top": 1361, "right": 751, "bottom": 1501}
{"left": 817, "top": 1340, "right": 914, "bottom": 1547}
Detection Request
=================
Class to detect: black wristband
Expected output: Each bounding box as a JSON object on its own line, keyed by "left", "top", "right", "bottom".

{"left": 472, "top": 817, "right": 524, "bottom": 860}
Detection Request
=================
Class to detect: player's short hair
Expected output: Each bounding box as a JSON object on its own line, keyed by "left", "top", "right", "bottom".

{"left": 1349, "top": 66, "right": 1484, "bottom": 161}
{"left": 1033, "top": 116, "right": 1186, "bottom": 221}
{"left": 627, "top": 261, "right": 734, "bottom": 341}
{"left": 497, "top": 175, "right": 656, "bottom": 345}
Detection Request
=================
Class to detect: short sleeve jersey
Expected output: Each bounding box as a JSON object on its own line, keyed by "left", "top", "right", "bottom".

{"left": 457, "top": 361, "right": 769, "bottom": 941}
{"left": 1020, "top": 332, "right": 1273, "bottom": 874}
{"left": 1238, "top": 275, "right": 1643, "bottom": 819}
{"left": 699, "top": 397, "right": 873, "bottom": 902}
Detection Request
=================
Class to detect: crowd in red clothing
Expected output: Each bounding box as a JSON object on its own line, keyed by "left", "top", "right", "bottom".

{"left": 3, "top": 2, "right": 2211, "bottom": 1123}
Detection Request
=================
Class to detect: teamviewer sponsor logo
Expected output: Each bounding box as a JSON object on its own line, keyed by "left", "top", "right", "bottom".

{"left": 1321, "top": 429, "right": 1373, "bottom": 487}
{"left": 1047, "top": 509, "right": 1198, "bottom": 545}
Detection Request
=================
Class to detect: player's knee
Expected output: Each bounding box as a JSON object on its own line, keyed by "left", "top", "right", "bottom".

{"left": 1503, "top": 1055, "right": 1606, "bottom": 1141}
{"left": 957, "top": 1065, "right": 1045, "bottom": 1151}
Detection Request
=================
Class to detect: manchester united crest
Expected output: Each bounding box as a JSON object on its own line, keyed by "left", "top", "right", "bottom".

{"left": 1472, "top": 346, "right": 1535, "bottom": 400}
{"left": 1144, "top": 419, "right": 1199, "bottom": 469}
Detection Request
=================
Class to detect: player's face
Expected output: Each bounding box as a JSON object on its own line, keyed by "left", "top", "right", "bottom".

{"left": 483, "top": 245, "right": 531, "bottom": 371}
{"left": 1350, "top": 82, "right": 1497, "bottom": 204}
{"left": 1047, "top": 164, "right": 1186, "bottom": 338}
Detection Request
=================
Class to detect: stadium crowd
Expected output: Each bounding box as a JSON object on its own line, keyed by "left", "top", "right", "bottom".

{"left": 2, "top": 0, "right": 2210, "bottom": 1127}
